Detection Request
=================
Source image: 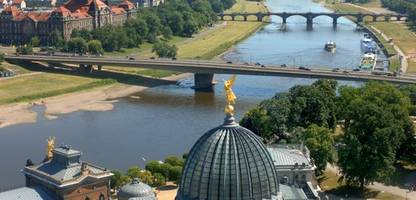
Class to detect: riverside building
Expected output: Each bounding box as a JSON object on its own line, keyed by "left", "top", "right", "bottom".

{"left": 0, "top": 0, "right": 137, "bottom": 44}
{"left": 0, "top": 144, "right": 113, "bottom": 200}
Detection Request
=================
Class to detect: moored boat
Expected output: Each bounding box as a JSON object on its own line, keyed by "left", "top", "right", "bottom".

{"left": 359, "top": 52, "right": 377, "bottom": 70}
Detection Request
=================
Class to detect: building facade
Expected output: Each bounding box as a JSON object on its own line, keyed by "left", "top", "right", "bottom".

{"left": 0, "top": 0, "right": 136, "bottom": 44}
{"left": 0, "top": 145, "right": 113, "bottom": 200}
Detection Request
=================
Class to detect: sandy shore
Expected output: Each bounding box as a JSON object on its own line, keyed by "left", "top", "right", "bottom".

{"left": 0, "top": 73, "right": 191, "bottom": 128}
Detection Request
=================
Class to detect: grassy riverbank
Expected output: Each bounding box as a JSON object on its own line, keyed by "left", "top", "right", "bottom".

{"left": 0, "top": 0, "right": 268, "bottom": 105}
{"left": 325, "top": 0, "right": 416, "bottom": 73}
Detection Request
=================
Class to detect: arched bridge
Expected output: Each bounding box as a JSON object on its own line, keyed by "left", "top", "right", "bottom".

{"left": 218, "top": 12, "right": 407, "bottom": 28}
{"left": 5, "top": 55, "right": 416, "bottom": 90}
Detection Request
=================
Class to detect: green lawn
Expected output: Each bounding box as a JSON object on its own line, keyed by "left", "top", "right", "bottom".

{"left": 357, "top": 0, "right": 381, "bottom": 8}
{"left": 0, "top": 73, "right": 115, "bottom": 104}
{"left": 319, "top": 169, "right": 406, "bottom": 200}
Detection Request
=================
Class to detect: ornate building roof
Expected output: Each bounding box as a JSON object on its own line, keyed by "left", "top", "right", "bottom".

{"left": 0, "top": 187, "right": 55, "bottom": 200}
{"left": 23, "top": 145, "right": 113, "bottom": 188}
{"left": 117, "top": 178, "right": 156, "bottom": 200}
{"left": 176, "top": 116, "right": 281, "bottom": 200}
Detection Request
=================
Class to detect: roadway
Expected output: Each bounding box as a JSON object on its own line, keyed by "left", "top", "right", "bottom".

{"left": 5, "top": 55, "right": 416, "bottom": 84}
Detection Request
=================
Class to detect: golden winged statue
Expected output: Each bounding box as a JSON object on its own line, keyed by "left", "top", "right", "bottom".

{"left": 224, "top": 75, "right": 237, "bottom": 116}
{"left": 45, "top": 136, "right": 55, "bottom": 160}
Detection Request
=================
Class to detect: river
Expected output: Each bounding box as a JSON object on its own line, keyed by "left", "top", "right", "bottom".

{"left": 0, "top": 0, "right": 374, "bottom": 189}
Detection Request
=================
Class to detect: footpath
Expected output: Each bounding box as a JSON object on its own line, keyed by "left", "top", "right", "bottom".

{"left": 326, "top": 164, "right": 416, "bottom": 199}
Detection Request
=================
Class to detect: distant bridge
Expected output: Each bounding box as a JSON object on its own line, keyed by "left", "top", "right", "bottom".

{"left": 5, "top": 55, "right": 416, "bottom": 90}
{"left": 218, "top": 12, "right": 407, "bottom": 29}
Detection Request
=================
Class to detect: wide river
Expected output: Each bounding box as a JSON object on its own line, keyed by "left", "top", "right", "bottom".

{"left": 0, "top": 0, "right": 372, "bottom": 189}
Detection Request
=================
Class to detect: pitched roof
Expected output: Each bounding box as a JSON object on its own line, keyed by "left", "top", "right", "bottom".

{"left": 27, "top": 11, "right": 50, "bottom": 21}
{"left": 1, "top": 6, "right": 26, "bottom": 20}
{"left": 11, "top": 0, "right": 24, "bottom": 5}
{"left": 267, "top": 146, "right": 314, "bottom": 168}
{"left": 0, "top": 187, "right": 55, "bottom": 200}
{"left": 117, "top": 0, "right": 134, "bottom": 10}
{"left": 110, "top": 5, "right": 124, "bottom": 14}
{"left": 51, "top": 6, "right": 72, "bottom": 17}
{"left": 23, "top": 146, "right": 112, "bottom": 187}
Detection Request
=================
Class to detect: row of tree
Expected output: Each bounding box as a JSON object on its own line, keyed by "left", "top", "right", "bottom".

{"left": 380, "top": 0, "right": 416, "bottom": 25}
{"left": 64, "top": 0, "right": 234, "bottom": 53}
{"left": 111, "top": 155, "right": 186, "bottom": 190}
{"left": 240, "top": 80, "right": 416, "bottom": 189}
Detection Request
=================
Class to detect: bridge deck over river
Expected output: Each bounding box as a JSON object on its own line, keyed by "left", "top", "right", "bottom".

{"left": 5, "top": 55, "right": 416, "bottom": 88}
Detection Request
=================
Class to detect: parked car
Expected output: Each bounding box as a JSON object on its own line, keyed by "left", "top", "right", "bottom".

{"left": 226, "top": 61, "right": 233, "bottom": 64}
{"left": 299, "top": 66, "right": 311, "bottom": 71}
{"left": 332, "top": 68, "right": 340, "bottom": 72}
{"left": 280, "top": 64, "right": 287, "bottom": 67}
{"left": 343, "top": 70, "right": 349, "bottom": 74}
{"left": 129, "top": 57, "right": 135, "bottom": 60}
{"left": 261, "top": 64, "right": 266, "bottom": 68}
{"left": 172, "top": 57, "right": 177, "bottom": 60}
{"left": 150, "top": 57, "right": 155, "bottom": 59}
{"left": 255, "top": 62, "right": 261, "bottom": 66}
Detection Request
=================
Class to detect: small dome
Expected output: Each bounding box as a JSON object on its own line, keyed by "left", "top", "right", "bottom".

{"left": 176, "top": 117, "right": 280, "bottom": 200}
{"left": 118, "top": 178, "right": 156, "bottom": 200}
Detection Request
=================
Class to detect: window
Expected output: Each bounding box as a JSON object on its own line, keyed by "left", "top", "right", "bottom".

{"left": 85, "top": 197, "right": 90, "bottom": 200}
{"left": 99, "top": 194, "right": 105, "bottom": 200}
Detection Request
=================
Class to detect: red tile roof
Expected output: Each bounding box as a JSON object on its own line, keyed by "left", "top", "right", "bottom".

{"left": 52, "top": 6, "right": 72, "bottom": 17}
{"left": 110, "top": 6, "right": 125, "bottom": 14}
{"left": 118, "top": 0, "right": 134, "bottom": 10}
{"left": 11, "top": 0, "right": 24, "bottom": 5}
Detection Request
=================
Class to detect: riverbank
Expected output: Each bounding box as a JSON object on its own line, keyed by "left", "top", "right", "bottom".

{"left": 0, "top": 73, "right": 190, "bottom": 128}
{"left": 323, "top": 0, "right": 416, "bottom": 73}
{"left": 0, "top": 0, "right": 269, "bottom": 128}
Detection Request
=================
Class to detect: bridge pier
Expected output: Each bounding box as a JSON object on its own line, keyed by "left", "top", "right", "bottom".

{"left": 256, "top": 13, "right": 263, "bottom": 22}
{"left": 306, "top": 17, "right": 313, "bottom": 30}
{"left": 97, "top": 65, "right": 102, "bottom": 71}
{"left": 356, "top": 14, "right": 364, "bottom": 24}
{"left": 194, "top": 73, "right": 214, "bottom": 90}
{"left": 231, "top": 15, "right": 235, "bottom": 21}
{"left": 332, "top": 17, "right": 338, "bottom": 28}
{"left": 243, "top": 15, "right": 247, "bottom": 21}
{"left": 372, "top": 15, "right": 377, "bottom": 22}
{"left": 220, "top": 15, "right": 224, "bottom": 20}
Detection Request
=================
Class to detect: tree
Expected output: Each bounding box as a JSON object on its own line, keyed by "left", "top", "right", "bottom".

{"left": 287, "top": 79, "right": 337, "bottom": 130}
{"left": 16, "top": 45, "right": 33, "bottom": 55}
{"left": 67, "top": 37, "right": 88, "bottom": 55}
{"left": 30, "top": 36, "right": 40, "bottom": 47}
{"left": 87, "top": 40, "right": 103, "bottom": 55}
{"left": 110, "top": 170, "right": 131, "bottom": 190}
{"left": 240, "top": 107, "right": 272, "bottom": 140}
{"left": 162, "top": 27, "right": 173, "bottom": 39}
{"left": 302, "top": 124, "right": 335, "bottom": 174}
{"left": 0, "top": 52, "right": 4, "bottom": 65}
{"left": 153, "top": 173, "right": 166, "bottom": 187}
{"left": 152, "top": 42, "right": 177, "bottom": 58}
{"left": 337, "top": 81, "right": 414, "bottom": 189}
{"left": 164, "top": 156, "right": 185, "bottom": 166}
{"left": 48, "top": 30, "right": 63, "bottom": 47}
{"left": 182, "top": 19, "right": 198, "bottom": 37}
{"left": 168, "top": 166, "right": 183, "bottom": 183}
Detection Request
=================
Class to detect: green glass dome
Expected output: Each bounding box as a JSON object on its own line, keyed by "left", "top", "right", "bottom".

{"left": 176, "top": 117, "right": 280, "bottom": 200}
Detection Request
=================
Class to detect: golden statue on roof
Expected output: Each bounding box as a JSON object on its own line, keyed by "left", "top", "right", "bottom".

{"left": 224, "top": 75, "right": 237, "bottom": 116}
{"left": 46, "top": 136, "right": 55, "bottom": 161}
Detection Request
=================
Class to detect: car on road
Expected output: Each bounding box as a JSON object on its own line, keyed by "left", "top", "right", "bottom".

{"left": 226, "top": 61, "right": 232, "bottom": 64}
{"left": 298, "top": 66, "right": 311, "bottom": 71}
{"left": 129, "top": 57, "right": 135, "bottom": 60}
{"left": 343, "top": 70, "right": 349, "bottom": 74}
{"left": 280, "top": 64, "right": 287, "bottom": 67}
{"left": 261, "top": 64, "right": 266, "bottom": 68}
{"left": 150, "top": 57, "right": 155, "bottom": 59}
{"left": 172, "top": 57, "right": 177, "bottom": 60}
{"left": 332, "top": 68, "right": 340, "bottom": 72}
{"left": 255, "top": 62, "right": 261, "bottom": 66}
{"left": 353, "top": 68, "right": 360, "bottom": 72}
